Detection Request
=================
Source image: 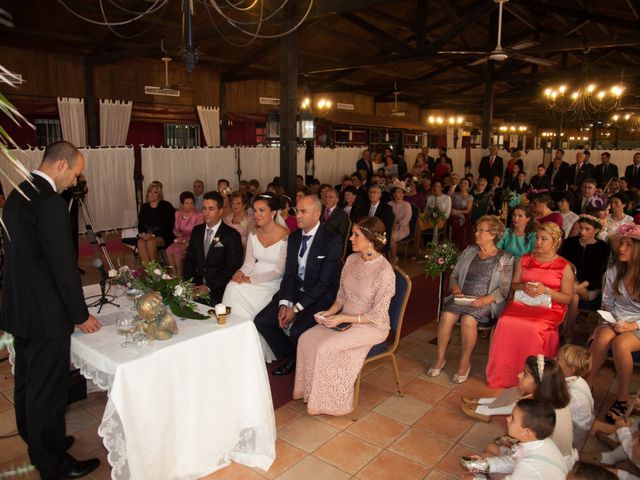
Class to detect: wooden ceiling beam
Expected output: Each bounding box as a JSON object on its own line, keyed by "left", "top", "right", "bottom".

{"left": 340, "top": 12, "right": 416, "bottom": 53}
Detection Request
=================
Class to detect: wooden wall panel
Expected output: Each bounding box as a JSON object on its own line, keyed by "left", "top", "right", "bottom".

{"left": 319, "top": 92, "right": 374, "bottom": 115}
{"left": 225, "top": 79, "right": 280, "bottom": 114}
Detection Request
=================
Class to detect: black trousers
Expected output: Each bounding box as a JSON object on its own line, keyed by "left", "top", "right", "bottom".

{"left": 13, "top": 336, "right": 73, "bottom": 477}
{"left": 254, "top": 297, "right": 325, "bottom": 360}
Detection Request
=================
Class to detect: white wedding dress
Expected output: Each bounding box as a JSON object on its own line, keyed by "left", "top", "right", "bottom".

{"left": 222, "top": 232, "right": 288, "bottom": 363}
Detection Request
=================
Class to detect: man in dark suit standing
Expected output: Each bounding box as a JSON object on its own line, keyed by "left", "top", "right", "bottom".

{"left": 355, "top": 149, "right": 373, "bottom": 180}
{"left": 567, "top": 151, "right": 594, "bottom": 191}
{"left": 183, "top": 191, "right": 243, "bottom": 305}
{"left": 593, "top": 151, "right": 619, "bottom": 186}
{"left": 625, "top": 152, "right": 640, "bottom": 189}
{"left": 478, "top": 146, "right": 504, "bottom": 181}
{"left": 254, "top": 195, "right": 342, "bottom": 376}
{"left": 356, "top": 185, "right": 394, "bottom": 253}
{"left": 322, "top": 187, "right": 350, "bottom": 247}
{"left": 0, "top": 141, "right": 101, "bottom": 479}
{"left": 545, "top": 156, "right": 570, "bottom": 191}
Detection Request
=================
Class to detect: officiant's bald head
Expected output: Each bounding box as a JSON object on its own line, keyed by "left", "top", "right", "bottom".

{"left": 39, "top": 141, "right": 84, "bottom": 192}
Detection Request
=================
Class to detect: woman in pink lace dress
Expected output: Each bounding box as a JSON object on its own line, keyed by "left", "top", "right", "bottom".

{"left": 166, "top": 191, "right": 204, "bottom": 278}
{"left": 294, "top": 217, "right": 395, "bottom": 416}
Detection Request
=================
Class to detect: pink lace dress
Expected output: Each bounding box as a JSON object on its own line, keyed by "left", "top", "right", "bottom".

{"left": 293, "top": 254, "right": 395, "bottom": 416}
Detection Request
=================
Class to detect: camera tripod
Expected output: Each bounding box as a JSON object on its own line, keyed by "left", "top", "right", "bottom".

{"left": 75, "top": 196, "right": 119, "bottom": 312}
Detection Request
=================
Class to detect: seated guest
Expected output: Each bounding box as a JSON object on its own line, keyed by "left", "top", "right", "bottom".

{"left": 415, "top": 179, "right": 451, "bottom": 255}
{"left": 223, "top": 191, "right": 255, "bottom": 248}
{"left": 193, "top": 179, "right": 204, "bottom": 211}
{"left": 356, "top": 184, "right": 394, "bottom": 253}
{"left": 531, "top": 192, "right": 563, "bottom": 228}
{"left": 388, "top": 186, "right": 412, "bottom": 265}
{"left": 448, "top": 178, "right": 474, "bottom": 250}
{"left": 446, "top": 173, "right": 460, "bottom": 196}
{"left": 567, "top": 199, "right": 610, "bottom": 241}
{"left": 486, "top": 223, "right": 574, "bottom": 388}
{"left": 462, "top": 398, "right": 569, "bottom": 480}
{"left": 607, "top": 192, "right": 634, "bottom": 244}
{"left": 503, "top": 163, "right": 522, "bottom": 189}
{"left": 428, "top": 216, "right": 513, "bottom": 384}
{"left": 293, "top": 217, "right": 394, "bottom": 416}
{"left": 557, "top": 345, "right": 594, "bottom": 448}
{"left": 572, "top": 178, "right": 597, "bottom": 214}
{"left": 512, "top": 171, "right": 529, "bottom": 194}
{"left": 581, "top": 417, "right": 640, "bottom": 478}
{"left": 530, "top": 164, "right": 550, "bottom": 191}
{"left": 222, "top": 195, "right": 289, "bottom": 363}
{"left": 254, "top": 196, "right": 342, "bottom": 376}
{"left": 411, "top": 152, "right": 430, "bottom": 176}
{"left": 557, "top": 191, "right": 579, "bottom": 239}
{"left": 341, "top": 185, "right": 358, "bottom": 220}
{"left": 470, "top": 177, "right": 490, "bottom": 224}
{"left": 560, "top": 214, "right": 610, "bottom": 341}
{"left": 371, "top": 152, "right": 384, "bottom": 174}
{"left": 247, "top": 179, "right": 261, "bottom": 205}
{"left": 587, "top": 224, "right": 640, "bottom": 423}
{"left": 137, "top": 181, "right": 175, "bottom": 264}
{"left": 487, "top": 174, "right": 503, "bottom": 215}
{"left": 433, "top": 153, "right": 451, "bottom": 180}
{"left": 218, "top": 178, "right": 233, "bottom": 214}
{"left": 278, "top": 194, "right": 298, "bottom": 232}
{"left": 165, "top": 191, "right": 204, "bottom": 278}
{"left": 505, "top": 148, "right": 525, "bottom": 176}
{"left": 497, "top": 205, "right": 536, "bottom": 259}
{"left": 321, "top": 187, "right": 350, "bottom": 244}
{"left": 183, "top": 191, "right": 244, "bottom": 305}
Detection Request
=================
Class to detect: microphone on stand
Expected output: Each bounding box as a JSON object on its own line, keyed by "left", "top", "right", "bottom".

{"left": 92, "top": 257, "right": 109, "bottom": 295}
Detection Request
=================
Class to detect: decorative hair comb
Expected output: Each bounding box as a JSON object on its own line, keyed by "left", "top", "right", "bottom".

{"left": 359, "top": 225, "right": 387, "bottom": 245}
{"left": 578, "top": 214, "right": 602, "bottom": 227}
{"left": 536, "top": 354, "right": 545, "bottom": 382}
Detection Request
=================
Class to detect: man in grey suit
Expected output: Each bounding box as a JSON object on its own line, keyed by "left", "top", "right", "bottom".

{"left": 321, "top": 187, "right": 350, "bottom": 248}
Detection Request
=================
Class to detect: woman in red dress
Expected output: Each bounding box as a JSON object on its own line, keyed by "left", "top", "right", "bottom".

{"left": 485, "top": 222, "right": 574, "bottom": 388}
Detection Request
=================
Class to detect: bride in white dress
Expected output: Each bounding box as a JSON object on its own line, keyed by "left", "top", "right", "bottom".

{"left": 222, "top": 194, "right": 289, "bottom": 362}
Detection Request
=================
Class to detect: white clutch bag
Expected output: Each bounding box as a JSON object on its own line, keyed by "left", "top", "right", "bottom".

{"left": 514, "top": 289, "right": 552, "bottom": 309}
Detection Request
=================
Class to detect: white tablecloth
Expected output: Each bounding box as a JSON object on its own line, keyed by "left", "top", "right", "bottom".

{"left": 72, "top": 285, "right": 276, "bottom": 480}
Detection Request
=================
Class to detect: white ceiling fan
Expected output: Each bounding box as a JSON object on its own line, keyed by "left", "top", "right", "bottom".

{"left": 145, "top": 41, "right": 192, "bottom": 97}
{"left": 437, "top": 0, "right": 556, "bottom": 67}
{"left": 391, "top": 82, "right": 406, "bottom": 117}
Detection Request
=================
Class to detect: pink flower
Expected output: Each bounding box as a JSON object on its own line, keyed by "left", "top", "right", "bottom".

{"left": 437, "top": 257, "right": 445, "bottom": 265}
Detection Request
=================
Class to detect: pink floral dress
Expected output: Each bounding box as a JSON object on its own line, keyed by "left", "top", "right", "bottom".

{"left": 165, "top": 210, "right": 204, "bottom": 259}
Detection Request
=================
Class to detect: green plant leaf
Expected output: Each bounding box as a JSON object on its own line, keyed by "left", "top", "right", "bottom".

{"left": 167, "top": 297, "right": 208, "bottom": 320}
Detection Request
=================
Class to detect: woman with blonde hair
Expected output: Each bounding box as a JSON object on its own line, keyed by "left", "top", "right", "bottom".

{"left": 137, "top": 182, "right": 175, "bottom": 264}
{"left": 486, "top": 222, "right": 575, "bottom": 388}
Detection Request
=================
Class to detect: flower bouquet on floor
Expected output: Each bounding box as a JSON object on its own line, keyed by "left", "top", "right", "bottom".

{"left": 112, "top": 262, "right": 209, "bottom": 319}
{"left": 418, "top": 204, "right": 447, "bottom": 233}
{"left": 423, "top": 239, "right": 458, "bottom": 279}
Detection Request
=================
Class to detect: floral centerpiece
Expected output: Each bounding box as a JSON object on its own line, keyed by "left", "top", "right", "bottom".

{"left": 113, "top": 262, "right": 209, "bottom": 319}
{"left": 423, "top": 205, "right": 447, "bottom": 226}
{"left": 423, "top": 239, "right": 459, "bottom": 279}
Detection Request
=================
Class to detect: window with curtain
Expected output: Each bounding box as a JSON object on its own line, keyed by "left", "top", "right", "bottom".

{"left": 255, "top": 123, "right": 267, "bottom": 145}
{"left": 35, "top": 118, "right": 63, "bottom": 147}
{"left": 164, "top": 123, "right": 201, "bottom": 147}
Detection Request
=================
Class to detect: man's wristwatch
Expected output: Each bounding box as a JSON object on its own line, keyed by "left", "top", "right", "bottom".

{"left": 292, "top": 305, "right": 301, "bottom": 315}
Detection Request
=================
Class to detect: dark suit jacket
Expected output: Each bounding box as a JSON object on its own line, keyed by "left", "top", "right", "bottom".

{"left": 0, "top": 175, "right": 88, "bottom": 338}
{"left": 593, "top": 163, "right": 619, "bottom": 185}
{"left": 625, "top": 164, "right": 640, "bottom": 188}
{"left": 529, "top": 174, "right": 550, "bottom": 191}
{"left": 545, "top": 161, "right": 570, "bottom": 191}
{"left": 356, "top": 158, "right": 373, "bottom": 179}
{"left": 567, "top": 162, "right": 594, "bottom": 189}
{"left": 355, "top": 201, "right": 395, "bottom": 252}
{"left": 512, "top": 181, "right": 529, "bottom": 195}
{"left": 183, "top": 221, "right": 243, "bottom": 304}
{"left": 479, "top": 155, "right": 504, "bottom": 182}
{"left": 278, "top": 224, "right": 342, "bottom": 309}
{"left": 323, "top": 206, "right": 350, "bottom": 243}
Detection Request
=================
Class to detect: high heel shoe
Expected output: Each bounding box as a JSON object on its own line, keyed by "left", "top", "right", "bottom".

{"left": 452, "top": 366, "right": 471, "bottom": 384}
{"left": 427, "top": 360, "right": 446, "bottom": 377}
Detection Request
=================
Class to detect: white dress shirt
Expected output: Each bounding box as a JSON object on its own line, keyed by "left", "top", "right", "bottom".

{"left": 368, "top": 202, "right": 379, "bottom": 217}
{"left": 279, "top": 221, "right": 320, "bottom": 312}
{"left": 566, "top": 376, "right": 595, "bottom": 431}
{"left": 486, "top": 438, "right": 568, "bottom": 480}
{"left": 32, "top": 170, "right": 57, "bottom": 192}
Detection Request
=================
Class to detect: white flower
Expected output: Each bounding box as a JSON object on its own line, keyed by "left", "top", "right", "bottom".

{"left": 120, "top": 265, "right": 130, "bottom": 272}
{"left": 153, "top": 268, "right": 162, "bottom": 276}
{"left": 161, "top": 273, "right": 172, "bottom": 280}
{"left": 174, "top": 285, "right": 185, "bottom": 297}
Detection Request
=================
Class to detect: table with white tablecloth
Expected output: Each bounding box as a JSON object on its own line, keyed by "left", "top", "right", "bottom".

{"left": 71, "top": 285, "right": 276, "bottom": 480}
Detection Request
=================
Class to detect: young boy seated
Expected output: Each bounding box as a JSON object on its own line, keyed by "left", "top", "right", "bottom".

{"left": 462, "top": 398, "right": 568, "bottom": 479}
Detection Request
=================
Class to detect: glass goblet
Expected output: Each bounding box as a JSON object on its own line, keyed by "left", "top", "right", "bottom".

{"left": 117, "top": 315, "right": 138, "bottom": 348}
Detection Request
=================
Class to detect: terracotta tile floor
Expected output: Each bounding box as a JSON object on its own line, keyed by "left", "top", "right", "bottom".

{"left": 1, "top": 321, "right": 636, "bottom": 480}
{"left": 0, "top": 247, "right": 637, "bottom": 479}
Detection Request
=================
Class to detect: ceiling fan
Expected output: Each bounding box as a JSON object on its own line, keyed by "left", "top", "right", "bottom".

{"left": 437, "top": 0, "right": 556, "bottom": 67}
{"left": 144, "top": 41, "right": 192, "bottom": 97}
{"left": 391, "top": 82, "right": 406, "bottom": 117}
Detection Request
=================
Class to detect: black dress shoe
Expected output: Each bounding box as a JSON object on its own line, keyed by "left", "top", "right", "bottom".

{"left": 65, "top": 436, "right": 75, "bottom": 450}
{"left": 272, "top": 358, "right": 296, "bottom": 376}
{"left": 58, "top": 458, "right": 100, "bottom": 479}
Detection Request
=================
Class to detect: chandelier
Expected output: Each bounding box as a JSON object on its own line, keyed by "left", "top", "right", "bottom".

{"left": 427, "top": 115, "right": 465, "bottom": 127}
{"left": 611, "top": 111, "right": 640, "bottom": 134}
{"left": 543, "top": 83, "right": 624, "bottom": 123}
{"left": 57, "top": 0, "right": 314, "bottom": 72}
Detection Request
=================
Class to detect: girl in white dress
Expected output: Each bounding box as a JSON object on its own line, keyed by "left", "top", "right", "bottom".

{"left": 222, "top": 195, "right": 289, "bottom": 362}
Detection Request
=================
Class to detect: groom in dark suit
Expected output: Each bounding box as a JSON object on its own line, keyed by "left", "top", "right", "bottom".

{"left": 0, "top": 141, "right": 101, "bottom": 479}
{"left": 183, "top": 191, "right": 243, "bottom": 305}
{"left": 255, "top": 195, "right": 342, "bottom": 375}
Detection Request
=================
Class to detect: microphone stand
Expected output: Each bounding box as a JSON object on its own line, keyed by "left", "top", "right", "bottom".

{"left": 87, "top": 261, "right": 119, "bottom": 313}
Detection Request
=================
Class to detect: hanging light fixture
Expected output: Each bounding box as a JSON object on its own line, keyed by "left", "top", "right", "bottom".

{"left": 543, "top": 82, "right": 624, "bottom": 123}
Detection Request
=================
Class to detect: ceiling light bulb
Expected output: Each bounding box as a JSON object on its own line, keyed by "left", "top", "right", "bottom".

{"left": 317, "top": 99, "right": 325, "bottom": 108}
{"left": 436, "top": 117, "right": 443, "bottom": 124}
{"left": 559, "top": 85, "right": 567, "bottom": 94}
{"left": 428, "top": 116, "right": 435, "bottom": 124}
{"left": 571, "top": 92, "right": 579, "bottom": 100}
{"left": 612, "top": 114, "right": 619, "bottom": 121}
{"left": 587, "top": 84, "right": 596, "bottom": 93}
{"left": 510, "top": 126, "right": 516, "bottom": 131}
{"left": 457, "top": 116, "right": 464, "bottom": 124}
{"left": 625, "top": 114, "right": 631, "bottom": 120}
{"left": 597, "top": 91, "right": 606, "bottom": 100}
{"left": 550, "top": 91, "right": 558, "bottom": 99}
{"left": 544, "top": 88, "right": 552, "bottom": 97}
{"left": 326, "top": 100, "right": 332, "bottom": 108}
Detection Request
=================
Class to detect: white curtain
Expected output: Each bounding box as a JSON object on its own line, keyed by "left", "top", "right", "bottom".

{"left": 196, "top": 106, "right": 221, "bottom": 147}
{"left": 238, "top": 147, "right": 305, "bottom": 189}
{"left": 99, "top": 99, "right": 132, "bottom": 146}
{"left": 141, "top": 147, "right": 237, "bottom": 207}
{"left": 313, "top": 147, "right": 361, "bottom": 186}
{"left": 57, "top": 97, "right": 87, "bottom": 147}
{"left": 5, "top": 148, "right": 136, "bottom": 231}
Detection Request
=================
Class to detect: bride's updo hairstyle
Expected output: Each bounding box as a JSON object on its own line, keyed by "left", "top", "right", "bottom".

{"left": 356, "top": 217, "right": 387, "bottom": 253}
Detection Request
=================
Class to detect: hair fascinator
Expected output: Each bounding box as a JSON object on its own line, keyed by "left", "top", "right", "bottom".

{"left": 536, "top": 354, "right": 545, "bottom": 382}
{"left": 617, "top": 223, "right": 640, "bottom": 241}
